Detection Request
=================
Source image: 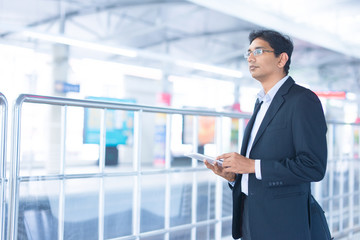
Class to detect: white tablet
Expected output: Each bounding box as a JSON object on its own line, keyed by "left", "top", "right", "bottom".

{"left": 184, "top": 152, "right": 223, "bottom": 166}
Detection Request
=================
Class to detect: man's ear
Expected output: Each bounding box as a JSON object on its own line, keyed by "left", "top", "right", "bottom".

{"left": 278, "top": 53, "right": 289, "bottom": 68}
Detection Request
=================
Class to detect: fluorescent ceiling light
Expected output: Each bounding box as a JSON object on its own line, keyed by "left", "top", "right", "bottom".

{"left": 168, "top": 75, "right": 235, "bottom": 85}
{"left": 75, "top": 58, "right": 163, "bottom": 81}
{"left": 23, "top": 31, "right": 138, "bottom": 58}
{"left": 23, "top": 31, "right": 243, "bottom": 78}
{"left": 176, "top": 60, "right": 243, "bottom": 78}
{"left": 119, "top": 63, "right": 163, "bottom": 80}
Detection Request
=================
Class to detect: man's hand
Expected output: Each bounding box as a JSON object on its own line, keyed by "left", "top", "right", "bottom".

{"left": 217, "top": 152, "right": 255, "bottom": 175}
{"left": 204, "top": 160, "right": 236, "bottom": 182}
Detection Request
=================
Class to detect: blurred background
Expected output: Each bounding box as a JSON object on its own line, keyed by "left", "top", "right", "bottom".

{"left": 1, "top": 0, "right": 360, "bottom": 240}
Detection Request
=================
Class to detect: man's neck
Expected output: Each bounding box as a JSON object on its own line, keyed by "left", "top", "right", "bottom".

{"left": 258, "top": 74, "right": 287, "bottom": 94}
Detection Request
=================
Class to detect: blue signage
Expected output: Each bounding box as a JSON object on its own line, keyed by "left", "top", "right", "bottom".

{"left": 83, "top": 97, "right": 136, "bottom": 146}
{"left": 55, "top": 81, "right": 80, "bottom": 93}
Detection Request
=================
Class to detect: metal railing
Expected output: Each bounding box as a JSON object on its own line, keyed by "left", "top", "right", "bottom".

{"left": 2, "top": 93, "right": 360, "bottom": 240}
{"left": 6, "top": 94, "right": 250, "bottom": 240}
{"left": 314, "top": 121, "right": 360, "bottom": 240}
{"left": 0, "top": 93, "right": 8, "bottom": 240}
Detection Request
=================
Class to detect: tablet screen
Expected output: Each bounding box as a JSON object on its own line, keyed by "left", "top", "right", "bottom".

{"left": 184, "top": 152, "right": 223, "bottom": 166}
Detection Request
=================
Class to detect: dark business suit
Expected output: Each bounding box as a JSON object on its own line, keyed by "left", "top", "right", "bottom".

{"left": 231, "top": 77, "right": 327, "bottom": 240}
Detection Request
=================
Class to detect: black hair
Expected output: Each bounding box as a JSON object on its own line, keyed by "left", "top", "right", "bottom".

{"left": 249, "top": 29, "right": 293, "bottom": 75}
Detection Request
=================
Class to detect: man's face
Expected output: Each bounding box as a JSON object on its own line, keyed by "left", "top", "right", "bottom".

{"left": 246, "top": 38, "right": 280, "bottom": 81}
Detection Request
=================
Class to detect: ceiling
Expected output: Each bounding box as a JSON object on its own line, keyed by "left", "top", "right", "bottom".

{"left": 1, "top": 0, "right": 360, "bottom": 94}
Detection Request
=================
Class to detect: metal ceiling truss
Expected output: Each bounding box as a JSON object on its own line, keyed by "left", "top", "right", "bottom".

{"left": 1, "top": 0, "right": 360, "bottom": 94}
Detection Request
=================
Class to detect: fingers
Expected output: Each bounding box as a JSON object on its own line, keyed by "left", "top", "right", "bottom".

{"left": 216, "top": 153, "right": 229, "bottom": 160}
{"left": 204, "top": 160, "right": 222, "bottom": 174}
{"left": 204, "top": 160, "right": 214, "bottom": 170}
{"left": 205, "top": 158, "right": 237, "bottom": 181}
{"left": 216, "top": 152, "right": 239, "bottom": 160}
{"left": 221, "top": 159, "right": 229, "bottom": 167}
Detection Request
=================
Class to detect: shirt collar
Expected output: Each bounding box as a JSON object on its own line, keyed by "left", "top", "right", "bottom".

{"left": 257, "top": 75, "right": 289, "bottom": 103}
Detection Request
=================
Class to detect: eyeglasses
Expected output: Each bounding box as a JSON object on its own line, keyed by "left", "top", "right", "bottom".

{"left": 243, "top": 49, "right": 274, "bottom": 59}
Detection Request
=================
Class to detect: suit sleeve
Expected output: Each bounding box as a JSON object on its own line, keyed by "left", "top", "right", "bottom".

{"left": 261, "top": 90, "right": 327, "bottom": 186}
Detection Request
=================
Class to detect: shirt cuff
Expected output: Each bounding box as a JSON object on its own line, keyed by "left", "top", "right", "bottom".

{"left": 228, "top": 174, "right": 237, "bottom": 187}
{"left": 255, "top": 159, "right": 262, "bottom": 180}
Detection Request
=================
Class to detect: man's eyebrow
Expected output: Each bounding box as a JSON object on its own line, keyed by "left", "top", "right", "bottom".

{"left": 247, "top": 46, "right": 265, "bottom": 51}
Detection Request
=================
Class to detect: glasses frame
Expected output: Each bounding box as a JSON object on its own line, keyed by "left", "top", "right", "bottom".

{"left": 244, "top": 49, "right": 275, "bottom": 59}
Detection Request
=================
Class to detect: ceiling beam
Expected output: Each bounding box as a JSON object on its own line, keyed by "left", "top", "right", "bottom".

{"left": 187, "top": 0, "right": 360, "bottom": 59}
{"left": 114, "top": 5, "right": 202, "bottom": 40}
{"left": 139, "top": 28, "right": 246, "bottom": 49}
{"left": 0, "top": 0, "right": 185, "bottom": 38}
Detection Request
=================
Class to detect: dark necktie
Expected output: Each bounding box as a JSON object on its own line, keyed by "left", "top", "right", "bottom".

{"left": 253, "top": 98, "right": 263, "bottom": 116}
{"left": 248, "top": 99, "right": 263, "bottom": 131}
{"left": 241, "top": 99, "right": 263, "bottom": 154}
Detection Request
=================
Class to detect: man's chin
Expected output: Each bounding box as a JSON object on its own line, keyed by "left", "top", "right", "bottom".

{"left": 250, "top": 73, "right": 259, "bottom": 79}
{"left": 251, "top": 74, "right": 264, "bottom": 82}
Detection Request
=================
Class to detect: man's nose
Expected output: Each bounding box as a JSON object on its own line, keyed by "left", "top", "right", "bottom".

{"left": 247, "top": 53, "right": 255, "bottom": 62}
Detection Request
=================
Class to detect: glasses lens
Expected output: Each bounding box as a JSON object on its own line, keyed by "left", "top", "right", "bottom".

{"left": 244, "top": 52, "right": 250, "bottom": 59}
{"left": 253, "top": 49, "right": 263, "bottom": 56}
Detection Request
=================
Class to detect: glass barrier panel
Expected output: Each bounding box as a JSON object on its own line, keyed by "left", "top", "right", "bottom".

{"left": 17, "top": 180, "right": 60, "bottom": 240}
{"left": 103, "top": 109, "right": 135, "bottom": 172}
{"left": 169, "top": 172, "right": 192, "bottom": 227}
{"left": 170, "top": 114, "right": 192, "bottom": 168}
{"left": 140, "top": 112, "right": 166, "bottom": 170}
{"left": 104, "top": 176, "right": 134, "bottom": 238}
{"left": 196, "top": 223, "right": 215, "bottom": 240}
{"left": 196, "top": 171, "right": 216, "bottom": 222}
{"left": 140, "top": 174, "right": 165, "bottom": 232}
{"left": 63, "top": 178, "right": 99, "bottom": 239}
{"left": 140, "top": 233, "right": 165, "bottom": 240}
{"left": 169, "top": 229, "right": 191, "bottom": 239}
{"left": 20, "top": 103, "right": 62, "bottom": 176}
{"left": 66, "top": 106, "right": 99, "bottom": 174}
{"left": 221, "top": 219, "right": 232, "bottom": 238}
{"left": 222, "top": 181, "right": 233, "bottom": 218}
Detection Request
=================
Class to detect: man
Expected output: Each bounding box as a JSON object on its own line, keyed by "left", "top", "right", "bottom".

{"left": 205, "top": 29, "right": 327, "bottom": 240}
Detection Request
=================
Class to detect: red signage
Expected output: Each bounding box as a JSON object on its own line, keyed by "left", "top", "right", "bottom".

{"left": 314, "top": 91, "right": 346, "bottom": 99}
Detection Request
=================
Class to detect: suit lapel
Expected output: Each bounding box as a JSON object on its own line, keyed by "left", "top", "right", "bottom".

{"left": 250, "top": 77, "right": 294, "bottom": 150}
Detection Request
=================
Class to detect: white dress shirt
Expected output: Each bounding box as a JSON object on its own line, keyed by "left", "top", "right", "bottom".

{"left": 240, "top": 76, "right": 289, "bottom": 195}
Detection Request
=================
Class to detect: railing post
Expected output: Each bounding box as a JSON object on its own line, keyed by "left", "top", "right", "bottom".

{"left": 164, "top": 114, "right": 172, "bottom": 240}
{"left": 57, "top": 105, "right": 68, "bottom": 240}
{"left": 98, "top": 109, "right": 107, "bottom": 240}
{"left": 133, "top": 110, "right": 142, "bottom": 239}
{"left": 0, "top": 93, "right": 8, "bottom": 240}
{"left": 7, "top": 98, "right": 23, "bottom": 240}
{"left": 191, "top": 115, "right": 199, "bottom": 240}
{"left": 215, "top": 116, "right": 223, "bottom": 240}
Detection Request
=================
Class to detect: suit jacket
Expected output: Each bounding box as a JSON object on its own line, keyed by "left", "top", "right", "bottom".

{"left": 231, "top": 77, "right": 327, "bottom": 240}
